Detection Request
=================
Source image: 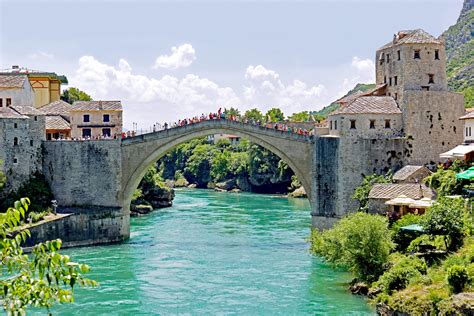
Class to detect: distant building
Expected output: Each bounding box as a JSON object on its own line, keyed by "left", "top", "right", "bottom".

{"left": 392, "top": 165, "right": 432, "bottom": 184}
{"left": 460, "top": 109, "right": 474, "bottom": 144}
{"left": 70, "top": 101, "right": 123, "bottom": 139}
{"left": 0, "top": 75, "right": 34, "bottom": 107}
{"left": 39, "top": 100, "right": 72, "bottom": 140}
{"left": 208, "top": 133, "right": 241, "bottom": 146}
{"left": 0, "top": 66, "right": 68, "bottom": 108}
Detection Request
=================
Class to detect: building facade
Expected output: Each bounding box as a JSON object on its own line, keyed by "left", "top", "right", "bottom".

{"left": 70, "top": 101, "right": 123, "bottom": 139}
{"left": 0, "top": 75, "right": 34, "bottom": 107}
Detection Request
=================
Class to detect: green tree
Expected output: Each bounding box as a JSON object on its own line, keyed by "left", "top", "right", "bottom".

{"left": 265, "top": 108, "right": 285, "bottom": 122}
{"left": 424, "top": 168, "right": 462, "bottom": 196}
{"left": 310, "top": 212, "right": 394, "bottom": 282}
{"left": 352, "top": 173, "right": 392, "bottom": 212}
{"left": 0, "top": 198, "right": 97, "bottom": 314}
{"left": 422, "top": 197, "right": 468, "bottom": 251}
{"left": 288, "top": 111, "right": 310, "bottom": 122}
{"left": 61, "top": 87, "right": 92, "bottom": 104}
{"left": 248, "top": 144, "right": 292, "bottom": 191}
{"left": 244, "top": 108, "right": 264, "bottom": 123}
{"left": 225, "top": 107, "right": 240, "bottom": 117}
{"left": 184, "top": 144, "right": 218, "bottom": 187}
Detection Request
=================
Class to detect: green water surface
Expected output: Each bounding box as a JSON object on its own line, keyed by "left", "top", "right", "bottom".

{"left": 40, "top": 189, "right": 374, "bottom": 315}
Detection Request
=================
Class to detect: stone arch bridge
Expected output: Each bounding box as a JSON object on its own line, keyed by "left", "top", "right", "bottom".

{"left": 40, "top": 119, "right": 405, "bottom": 246}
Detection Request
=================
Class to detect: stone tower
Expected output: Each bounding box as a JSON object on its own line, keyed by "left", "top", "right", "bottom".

{"left": 376, "top": 29, "right": 464, "bottom": 164}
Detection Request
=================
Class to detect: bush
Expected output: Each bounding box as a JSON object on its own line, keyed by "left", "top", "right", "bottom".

{"left": 376, "top": 255, "right": 427, "bottom": 294}
{"left": 447, "top": 265, "right": 469, "bottom": 294}
{"left": 422, "top": 197, "right": 468, "bottom": 251}
{"left": 391, "top": 214, "right": 422, "bottom": 251}
{"left": 310, "top": 212, "right": 394, "bottom": 282}
{"left": 424, "top": 168, "right": 462, "bottom": 196}
{"left": 407, "top": 234, "right": 446, "bottom": 253}
{"left": 352, "top": 173, "right": 392, "bottom": 212}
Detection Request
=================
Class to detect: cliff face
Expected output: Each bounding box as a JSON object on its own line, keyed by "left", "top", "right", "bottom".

{"left": 441, "top": 0, "right": 473, "bottom": 107}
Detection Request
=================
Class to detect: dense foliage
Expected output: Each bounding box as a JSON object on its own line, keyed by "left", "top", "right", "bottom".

{"left": 0, "top": 198, "right": 97, "bottom": 313}
{"left": 158, "top": 137, "right": 296, "bottom": 194}
{"left": 60, "top": 87, "right": 92, "bottom": 104}
{"left": 310, "top": 212, "right": 394, "bottom": 282}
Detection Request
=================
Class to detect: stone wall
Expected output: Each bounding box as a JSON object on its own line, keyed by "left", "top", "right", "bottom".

{"left": 329, "top": 113, "right": 402, "bottom": 139}
{"left": 42, "top": 140, "right": 123, "bottom": 208}
{"left": 403, "top": 90, "right": 464, "bottom": 164}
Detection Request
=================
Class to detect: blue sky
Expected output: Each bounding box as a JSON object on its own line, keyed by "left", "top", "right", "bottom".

{"left": 0, "top": 0, "right": 464, "bottom": 128}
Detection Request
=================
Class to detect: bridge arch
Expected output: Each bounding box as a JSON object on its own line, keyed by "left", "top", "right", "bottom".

{"left": 121, "top": 120, "right": 314, "bottom": 213}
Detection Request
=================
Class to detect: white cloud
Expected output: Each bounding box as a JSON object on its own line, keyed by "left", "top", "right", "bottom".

{"left": 336, "top": 56, "right": 375, "bottom": 97}
{"left": 243, "top": 64, "right": 326, "bottom": 114}
{"left": 28, "top": 51, "right": 54, "bottom": 60}
{"left": 153, "top": 44, "right": 196, "bottom": 70}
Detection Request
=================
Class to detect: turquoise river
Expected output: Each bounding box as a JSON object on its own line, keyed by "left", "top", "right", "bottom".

{"left": 38, "top": 189, "right": 375, "bottom": 315}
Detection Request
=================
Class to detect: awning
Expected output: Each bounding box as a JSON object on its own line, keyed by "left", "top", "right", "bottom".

{"left": 385, "top": 195, "right": 416, "bottom": 206}
{"left": 400, "top": 224, "right": 425, "bottom": 233}
{"left": 456, "top": 166, "right": 474, "bottom": 180}
{"left": 440, "top": 145, "right": 474, "bottom": 159}
{"left": 409, "top": 197, "right": 434, "bottom": 209}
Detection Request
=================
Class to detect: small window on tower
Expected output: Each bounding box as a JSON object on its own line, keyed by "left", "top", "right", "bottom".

{"left": 428, "top": 74, "right": 435, "bottom": 84}
{"left": 334, "top": 120, "right": 338, "bottom": 130}
{"left": 434, "top": 49, "right": 439, "bottom": 60}
{"left": 30, "top": 140, "right": 33, "bottom": 146}
{"left": 6, "top": 98, "right": 11, "bottom": 106}
{"left": 394, "top": 93, "right": 398, "bottom": 100}
{"left": 83, "top": 114, "right": 90, "bottom": 123}
{"left": 0, "top": 99, "right": 3, "bottom": 107}
{"left": 330, "top": 121, "right": 333, "bottom": 130}
{"left": 385, "top": 119, "right": 391, "bottom": 129}
{"left": 379, "top": 53, "right": 385, "bottom": 65}
{"left": 397, "top": 50, "right": 401, "bottom": 60}
{"left": 394, "top": 76, "right": 398, "bottom": 86}
{"left": 369, "top": 120, "right": 376, "bottom": 129}
{"left": 389, "top": 77, "right": 392, "bottom": 86}
{"left": 414, "top": 50, "right": 421, "bottom": 59}
{"left": 384, "top": 76, "right": 387, "bottom": 84}
{"left": 350, "top": 120, "right": 356, "bottom": 129}
{"left": 386, "top": 54, "right": 390, "bottom": 63}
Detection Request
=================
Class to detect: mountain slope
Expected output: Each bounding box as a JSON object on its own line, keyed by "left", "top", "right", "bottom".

{"left": 441, "top": 0, "right": 473, "bottom": 107}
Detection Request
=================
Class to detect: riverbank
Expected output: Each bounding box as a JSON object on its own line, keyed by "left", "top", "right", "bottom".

{"left": 32, "top": 189, "right": 373, "bottom": 315}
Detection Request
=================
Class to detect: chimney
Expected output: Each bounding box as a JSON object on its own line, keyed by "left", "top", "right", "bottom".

{"left": 99, "top": 100, "right": 103, "bottom": 110}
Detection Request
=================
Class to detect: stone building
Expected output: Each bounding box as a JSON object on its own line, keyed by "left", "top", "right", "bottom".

{"left": 39, "top": 100, "right": 72, "bottom": 140}
{"left": 0, "top": 66, "right": 68, "bottom": 108}
{"left": 460, "top": 109, "right": 474, "bottom": 144}
{"left": 70, "top": 101, "right": 123, "bottom": 139}
{"left": 0, "top": 75, "right": 34, "bottom": 107}
{"left": 392, "top": 165, "right": 432, "bottom": 183}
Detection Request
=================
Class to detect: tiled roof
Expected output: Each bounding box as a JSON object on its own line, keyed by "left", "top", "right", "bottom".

{"left": 393, "top": 165, "right": 431, "bottom": 181}
{"left": 336, "top": 91, "right": 364, "bottom": 105}
{"left": 368, "top": 183, "right": 435, "bottom": 200}
{"left": 39, "top": 100, "right": 72, "bottom": 116}
{"left": 460, "top": 111, "right": 474, "bottom": 120}
{"left": 380, "top": 29, "right": 443, "bottom": 50}
{"left": 10, "top": 105, "right": 44, "bottom": 116}
{"left": 332, "top": 96, "right": 401, "bottom": 115}
{"left": 0, "top": 75, "right": 27, "bottom": 88}
{"left": 0, "top": 107, "right": 28, "bottom": 119}
{"left": 71, "top": 101, "right": 122, "bottom": 111}
{"left": 45, "top": 115, "right": 71, "bottom": 130}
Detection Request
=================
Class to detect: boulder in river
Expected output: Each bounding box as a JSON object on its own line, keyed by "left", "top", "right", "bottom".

{"left": 215, "top": 179, "right": 237, "bottom": 191}
{"left": 188, "top": 183, "right": 197, "bottom": 188}
{"left": 288, "top": 186, "right": 307, "bottom": 198}
{"left": 145, "top": 187, "right": 175, "bottom": 209}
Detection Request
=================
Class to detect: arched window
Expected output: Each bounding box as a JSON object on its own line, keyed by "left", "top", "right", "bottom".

{"left": 13, "top": 137, "right": 18, "bottom": 146}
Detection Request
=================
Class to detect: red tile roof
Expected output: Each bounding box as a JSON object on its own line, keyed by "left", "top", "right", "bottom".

{"left": 379, "top": 29, "right": 443, "bottom": 50}
{"left": 332, "top": 96, "right": 401, "bottom": 115}
{"left": 0, "top": 75, "right": 27, "bottom": 88}
{"left": 72, "top": 101, "right": 122, "bottom": 111}
{"left": 369, "top": 183, "right": 435, "bottom": 200}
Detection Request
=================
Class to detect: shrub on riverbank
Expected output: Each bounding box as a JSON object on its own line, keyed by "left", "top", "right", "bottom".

{"left": 310, "top": 212, "right": 394, "bottom": 282}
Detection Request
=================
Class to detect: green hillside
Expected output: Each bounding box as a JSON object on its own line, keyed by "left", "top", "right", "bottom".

{"left": 313, "top": 83, "right": 376, "bottom": 119}
{"left": 442, "top": 0, "right": 473, "bottom": 107}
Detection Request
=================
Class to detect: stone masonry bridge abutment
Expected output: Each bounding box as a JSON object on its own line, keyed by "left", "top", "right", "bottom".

{"left": 121, "top": 120, "right": 315, "bottom": 214}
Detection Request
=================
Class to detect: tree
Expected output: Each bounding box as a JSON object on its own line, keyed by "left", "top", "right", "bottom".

{"left": 0, "top": 198, "right": 97, "bottom": 314}
{"left": 61, "top": 87, "right": 92, "bottom": 104}
{"left": 184, "top": 144, "right": 218, "bottom": 187}
{"left": 225, "top": 107, "right": 240, "bottom": 117}
{"left": 243, "top": 108, "right": 264, "bottom": 123}
{"left": 352, "top": 173, "right": 392, "bottom": 212}
{"left": 0, "top": 161, "right": 6, "bottom": 192}
{"left": 211, "top": 151, "right": 231, "bottom": 182}
{"left": 288, "top": 111, "right": 310, "bottom": 122}
{"left": 310, "top": 212, "right": 394, "bottom": 282}
{"left": 265, "top": 108, "right": 285, "bottom": 122}
{"left": 424, "top": 168, "right": 462, "bottom": 196}
{"left": 422, "top": 197, "right": 468, "bottom": 251}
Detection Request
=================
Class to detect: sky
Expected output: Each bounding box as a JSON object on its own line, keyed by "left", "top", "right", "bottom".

{"left": 0, "top": 0, "right": 464, "bottom": 129}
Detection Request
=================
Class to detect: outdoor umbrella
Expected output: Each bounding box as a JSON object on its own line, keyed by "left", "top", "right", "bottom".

{"left": 456, "top": 166, "right": 474, "bottom": 180}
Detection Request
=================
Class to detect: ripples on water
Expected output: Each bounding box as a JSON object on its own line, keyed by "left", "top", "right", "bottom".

{"left": 36, "top": 189, "right": 374, "bottom": 315}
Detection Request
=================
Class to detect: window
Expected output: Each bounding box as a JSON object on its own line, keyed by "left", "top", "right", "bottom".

{"left": 13, "top": 158, "right": 18, "bottom": 164}
{"left": 82, "top": 128, "right": 91, "bottom": 138}
{"left": 13, "top": 137, "right": 18, "bottom": 146}
{"left": 14, "top": 123, "right": 17, "bottom": 128}
{"left": 30, "top": 140, "right": 33, "bottom": 146}
{"left": 470, "top": 127, "right": 472, "bottom": 137}
{"left": 394, "top": 93, "right": 398, "bottom": 100}
{"left": 83, "top": 114, "right": 90, "bottom": 123}
{"left": 386, "top": 53, "right": 390, "bottom": 63}
{"left": 414, "top": 50, "right": 420, "bottom": 59}
{"left": 467, "top": 127, "right": 469, "bottom": 137}
{"left": 330, "top": 120, "right": 333, "bottom": 130}
{"left": 334, "top": 120, "right": 337, "bottom": 130}
{"left": 103, "top": 114, "right": 110, "bottom": 122}
{"left": 34, "top": 116, "right": 37, "bottom": 121}
{"left": 379, "top": 53, "right": 385, "bottom": 65}
{"left": 385, "top": 119, "right": 391, "bottom": 129}
{"left": 369, "top": 120, "right": 376, "bottom": 129}
{"left": 350, "top": 120, "right": 356, "bottom": 129}
{"left": 422, "top": 86, "right": 430, "bottom": 91}
{"left": 428, "top": 74, "right": 434, "bottom": 84}
{"left": 102, "top": 128, "right": 111, "bottom": 137}
{"left": 6, "top": 98, "right": 11, "bottom": 106}
{"left": 389, "top": 77, "right": 392, "bottom": 86}
{"left": 394, "top": 76, "right": 398, "bottom": 86}
{"left": 0, "top": 99, "right": 3, "bottom": 107}
{"left": 384, "top": 76, "right": 387, "bottom": 84}
{"left": 397, "top": 50, "right": 401, "bottom": 60}
{"left": 434, "top": 49, "right": 439, "bottom": 60}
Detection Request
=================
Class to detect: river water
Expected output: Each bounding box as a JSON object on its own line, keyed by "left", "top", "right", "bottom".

{"left": 40, "top": 189, "right": 374, "bottom": 315}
